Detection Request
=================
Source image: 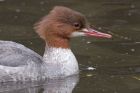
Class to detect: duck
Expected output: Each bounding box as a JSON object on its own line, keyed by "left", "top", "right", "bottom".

{"left": 0, "top": 6, "right": 112, "bottom": 81}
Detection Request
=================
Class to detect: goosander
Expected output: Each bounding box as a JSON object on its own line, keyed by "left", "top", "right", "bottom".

{"left": 0, "top": 6, "right": 112, "bottom": 81}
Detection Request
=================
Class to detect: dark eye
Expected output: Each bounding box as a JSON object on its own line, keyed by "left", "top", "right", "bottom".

{"left": 74, "top": 23, "right": 80, "bottom": 29}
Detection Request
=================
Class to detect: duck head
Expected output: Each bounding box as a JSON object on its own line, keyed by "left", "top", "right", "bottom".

{"left": 34, "top": 6, "right": 112, "bottom": 48}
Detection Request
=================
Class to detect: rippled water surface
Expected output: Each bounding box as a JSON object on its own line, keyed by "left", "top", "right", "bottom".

{"left": 0, "top": 0, "right": 140, "bottom": 93}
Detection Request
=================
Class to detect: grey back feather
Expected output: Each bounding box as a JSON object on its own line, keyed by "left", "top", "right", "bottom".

{"left": 0, "top": 41, "right": 43, "bottom": 67}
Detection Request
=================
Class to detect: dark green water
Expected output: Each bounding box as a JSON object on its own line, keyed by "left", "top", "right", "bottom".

{"left": 0, "top": 0, "right": 140, "bottom": 93}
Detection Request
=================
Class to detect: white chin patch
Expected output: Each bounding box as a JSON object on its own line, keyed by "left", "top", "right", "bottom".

{"left": 70, "top": 32, "right": 85, "bottom": 37}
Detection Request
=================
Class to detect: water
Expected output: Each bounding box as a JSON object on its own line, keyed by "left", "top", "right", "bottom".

{"left": 0, "top": 0, "right": 140, "bottom": 93}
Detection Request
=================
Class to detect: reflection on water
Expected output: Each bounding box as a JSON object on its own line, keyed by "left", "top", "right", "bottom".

{"left": 0, "top": 75, "right": 79, "bottom": 93}
{"left": 0, "top": 0, "right": 140, "bottom": 93}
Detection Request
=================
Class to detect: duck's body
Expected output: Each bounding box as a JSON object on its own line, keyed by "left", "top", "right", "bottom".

{"left": 0, "top": 41, "right": 42, "bottom": 81}
{"left": 0, "top": 41, "right": 42, "bottom": 67}
{"left": 0, "top": 41, "right": 78, "bottom": 81}
{"left": 0, "top": 6, "right": 111, "bottom": 82}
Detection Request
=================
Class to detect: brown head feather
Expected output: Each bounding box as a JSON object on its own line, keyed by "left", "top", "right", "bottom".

{"left": 34, "top": 6, "right": 88, "bottom": 48}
